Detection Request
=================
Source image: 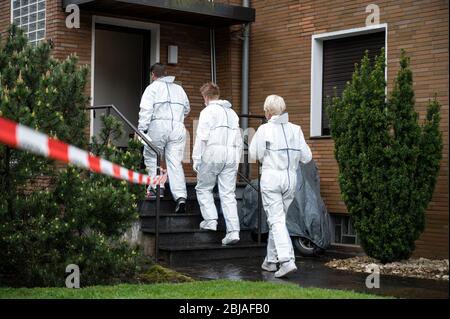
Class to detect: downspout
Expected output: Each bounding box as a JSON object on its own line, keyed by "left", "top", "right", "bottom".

{"left": 210, "top": 28, "right": 217, "bottom": 83}
{"left": 241, "top": 0, "right": 251, "bottom": 178}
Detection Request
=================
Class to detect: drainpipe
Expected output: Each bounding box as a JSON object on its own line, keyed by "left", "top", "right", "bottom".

{"left": 241, "top": 0, "right": 250, "bottom": 178}
{"left": 210, "top": 28, "right": 217, "bottom": 83}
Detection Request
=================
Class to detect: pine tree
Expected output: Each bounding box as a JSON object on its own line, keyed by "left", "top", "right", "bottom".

{"left": 327, "top": 49, "right": 443, "bottom": 263}
{"left": 0, "top": 25, "right": 144, "bottom": 286}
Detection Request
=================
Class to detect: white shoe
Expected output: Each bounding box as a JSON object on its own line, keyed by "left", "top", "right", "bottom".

{"left": 261, "top": 259, "right": 278, "bottom": 272}
{"left": 200, "top": 220, "right": 218, "bottom": 231}
{"left": 274, "top": 261, "right": 297, "bottom": 278}
{"left": 222, "top": 231, "right": 240, "bottom": 246}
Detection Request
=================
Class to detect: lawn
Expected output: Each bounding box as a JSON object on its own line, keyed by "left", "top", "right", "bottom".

{"left": 0, "top": 280, "right": 386, "bottom": 299}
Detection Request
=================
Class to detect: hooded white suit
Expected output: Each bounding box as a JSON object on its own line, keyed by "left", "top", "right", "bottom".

{"left": 249, "top": 112, "right": 312, "bottom": 263}
{"left": 193, "top": 100, "right": 243, "bottom": 234}
{"left": 138, "top": 76, "right": 190, "bottom": 200}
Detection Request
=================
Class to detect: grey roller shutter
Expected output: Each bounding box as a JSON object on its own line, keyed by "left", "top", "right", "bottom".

{"left": 322, "top": 31, "right": 385, "bottom": 136}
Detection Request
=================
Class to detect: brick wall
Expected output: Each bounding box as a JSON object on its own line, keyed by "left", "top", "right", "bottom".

{"left": 44, "top": 1, "right": 215, "bottom": 179}
{"left": 0, "top": 1, "right": 10, "bottom": 38}
{"left": 47, "top": 1, "right": 214, "bottom": 179}
{"left": 46, "top": 1, "right": 92, "bottom": 64}
{"left": 159, "top": 22, "right": 212, "bottom": 178}
{"left": 247, "top": 0, "right": 449, "bottom": 258}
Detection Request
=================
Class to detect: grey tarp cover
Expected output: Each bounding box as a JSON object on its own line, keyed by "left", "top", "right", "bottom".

{"left": 239, "top": 159, "right": 331, "bottom": 249}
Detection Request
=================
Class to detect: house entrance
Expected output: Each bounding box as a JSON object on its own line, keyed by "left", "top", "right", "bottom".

{"left": 93, "top": 23, "right": 151, "bottom": 147}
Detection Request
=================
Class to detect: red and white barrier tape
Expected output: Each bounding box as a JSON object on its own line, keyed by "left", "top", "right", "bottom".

{"left": 0, "top": 116, "right": 167, "bottom": 186}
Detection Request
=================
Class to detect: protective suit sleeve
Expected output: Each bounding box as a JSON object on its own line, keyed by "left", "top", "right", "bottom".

{"left": 183, "top": 90, "right": 191, "bottom": 119}
{"left": 236, "top": 128, "right": 244, "bottom": 156}
{"left": 298, "top": 126, "right": 312, "bottom": 164}
{"left": 192, "top": 109, "right": 211, "bottom": 163}
{"left": 138, "top": 85, "right": 156, "bottom": 133}
{"left": 249, "top": 127, "right": 265, "bottom": 163}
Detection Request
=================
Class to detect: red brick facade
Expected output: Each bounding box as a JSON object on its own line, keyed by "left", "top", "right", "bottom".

{"left": 0, "top": 1, "right": 10, "bottom": 40}
{"left": 0, "top": 0, "right": 448, "bottom": 258}
{"left": 244, "top": 0, "right": 448, "bottom": 259}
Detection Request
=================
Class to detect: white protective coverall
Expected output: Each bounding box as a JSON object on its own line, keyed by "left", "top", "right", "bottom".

{"left": 193, "top": 100, "right": 243, "bottom": 233}
{"left": 249, "top": 112, "right": 312, "bottom": 263}
{"left": 138, "top": 76, "right": 190, "bottom": 200}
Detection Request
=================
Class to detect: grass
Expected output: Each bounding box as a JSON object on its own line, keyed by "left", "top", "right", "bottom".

{"left": 0, "top": 280, "right": 387, "bottom": 299}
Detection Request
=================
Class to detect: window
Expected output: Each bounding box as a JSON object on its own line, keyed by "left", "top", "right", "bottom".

{"left": 330, "top": 214, "right": 360, "bottom": 246}
{"left": 11, "top": 0, "right": 46, "bottom": 45}
{"left": 310, "top": 25, "right": 387, "bottom": 137}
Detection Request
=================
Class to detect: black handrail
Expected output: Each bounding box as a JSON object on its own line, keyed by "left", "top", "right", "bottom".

{"left": 238, "top": 113, "right": 266, "bottom": 245}
{"left": 86, "top": 104, "right": 162, "bottom": 262}
{"left": 238, "top": 114, "right": 266, "bottom": 120}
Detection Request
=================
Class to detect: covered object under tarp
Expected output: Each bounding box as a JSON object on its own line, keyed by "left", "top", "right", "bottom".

{"left": 240, "top": 159, "right": 331, "bottom": 250}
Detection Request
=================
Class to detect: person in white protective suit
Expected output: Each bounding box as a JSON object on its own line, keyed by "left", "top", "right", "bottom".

{"left": 138, "top": 63, "right": 190, "bottom": 214}
{"left": 249, "top": 95, "right": 312, "bottom": 278}
{"left": 193, "top": 82, "right": 243, "bottom": 246}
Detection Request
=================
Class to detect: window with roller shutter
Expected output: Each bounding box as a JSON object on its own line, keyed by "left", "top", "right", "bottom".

{"left": 321, "top": 31, "right": 385, "bottom": 136}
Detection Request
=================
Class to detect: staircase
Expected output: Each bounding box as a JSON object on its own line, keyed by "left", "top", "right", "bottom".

{"left": 138, "top": 182, "right": 266, "bottom": 266}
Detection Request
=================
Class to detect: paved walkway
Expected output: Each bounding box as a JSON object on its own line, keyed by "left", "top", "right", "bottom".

{"left": 172, "top": 255, "right": 449, "bottom": 299}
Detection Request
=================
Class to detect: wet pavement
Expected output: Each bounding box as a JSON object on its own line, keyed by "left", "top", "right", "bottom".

{"left": 171, "top": 255, "right": 449, "bottom": 299}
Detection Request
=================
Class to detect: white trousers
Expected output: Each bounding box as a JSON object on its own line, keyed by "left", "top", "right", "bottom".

{"left": 196, "top": 161, "right": 240, "bottom": 233}
{"left": 144, "top": 120, "right": 187, "bottom": 200}
{"left": 261, "top": 169, "right": 296, "bottom": 264}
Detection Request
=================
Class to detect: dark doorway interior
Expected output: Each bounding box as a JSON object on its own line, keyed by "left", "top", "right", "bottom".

{"left": 93, "top": 23, "right": 151, "bottom": 147}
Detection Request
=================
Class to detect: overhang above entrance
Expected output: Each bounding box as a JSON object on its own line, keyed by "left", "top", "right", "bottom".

{"left": 63, "top": 0, "right": 255, "bottom": 27}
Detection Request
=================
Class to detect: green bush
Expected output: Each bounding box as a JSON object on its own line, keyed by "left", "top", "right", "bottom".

{"left": 0, "top": 25, "right": 145, "bottom": 286}
{"left": 327, "top": 49, "right": 443, "bottom": 263}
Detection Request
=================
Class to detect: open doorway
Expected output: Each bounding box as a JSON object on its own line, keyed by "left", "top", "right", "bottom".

{"left": 91, "top": 18, "right": 159, "bottom": 148}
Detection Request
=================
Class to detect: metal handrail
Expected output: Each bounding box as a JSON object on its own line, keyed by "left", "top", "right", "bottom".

{"left": 86, "top": 104, "right": 162, "bottom": 262}
{"left": 238, "top": 113, "right": 266, "bottom": 244}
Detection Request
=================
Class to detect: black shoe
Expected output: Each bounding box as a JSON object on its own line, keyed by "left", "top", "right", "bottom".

{"left": 175, "top": 198, "right": 186, "bottom": 214}
{"left": 146, "top": 187, "right": 165, "bottom": 200}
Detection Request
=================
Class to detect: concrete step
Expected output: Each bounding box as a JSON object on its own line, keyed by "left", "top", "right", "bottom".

{"left": 140, "top": 207, "right": 259, "bottom": 232}
{"left": 141, "top": 228, "right": 254, "bottom": 245}
{"left": 141, "top": 213, "right": 203, "bottom": 230}
{"left": 159, "top": 242, "right": 266, "bottom": 266}
{"left": 138, "top": 181, "right": 263, "bottom": 264}
{"left": 138, "top": 197, "right": 244, "bottom": 216}
{"left": 138, "top": 198, "right": 201, "bottom": 215}
{"left": 159, "top": 182, "right": 248, "bottom": 202}
{"left": 140, "top": 212, "right": 232, "bottom": 231}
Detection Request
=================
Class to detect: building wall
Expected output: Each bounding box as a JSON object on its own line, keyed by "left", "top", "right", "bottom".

{"left": 48, "top": 1, "right": 214, "bottom": 179}
{"left": 247, "top": 0, "right": 449, "bottom": 258}
{"left": 159, "top": 23, "right": 212, "bottom": 178}
{"left": 0, "top": 1, "right": 10, "bottom": 38}
{"left": 0, "top": 0, "right": 448, "bottom": 258}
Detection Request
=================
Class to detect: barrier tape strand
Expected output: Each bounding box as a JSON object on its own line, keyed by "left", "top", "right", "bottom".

{"left": 0, "top": 116, "right": 167, "bottom": 186}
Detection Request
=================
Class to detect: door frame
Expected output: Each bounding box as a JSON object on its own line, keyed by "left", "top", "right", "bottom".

{"left": 90, "top": 15, "right": 160, "bottom": 139}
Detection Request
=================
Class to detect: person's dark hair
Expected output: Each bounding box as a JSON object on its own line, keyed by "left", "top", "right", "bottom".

{"left": 150, "top": 63, "right": 166, "bottom": 78}
{"left": 200, "top": 82, "right": 220, "bottom": 98}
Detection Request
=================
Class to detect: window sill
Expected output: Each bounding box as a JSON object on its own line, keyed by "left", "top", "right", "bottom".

{"left": 309, "top": 135, "right": 332, "bottom": 140}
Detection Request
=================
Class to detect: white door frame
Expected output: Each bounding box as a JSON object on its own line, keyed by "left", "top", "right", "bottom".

{"left": 90, "top": 15, "right": 160, "bottom": 139}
